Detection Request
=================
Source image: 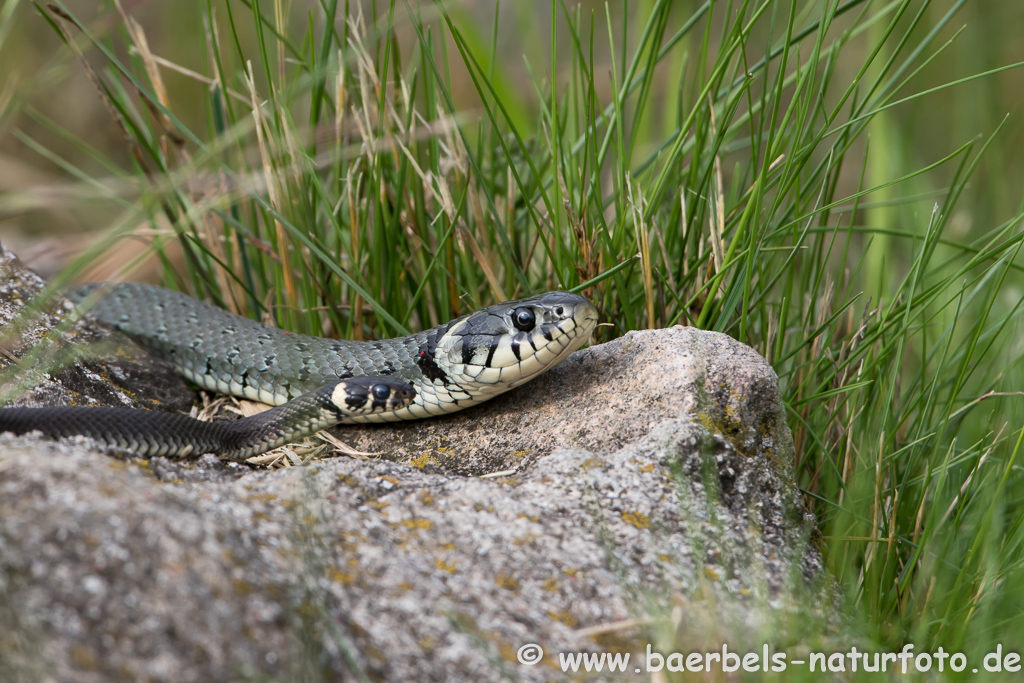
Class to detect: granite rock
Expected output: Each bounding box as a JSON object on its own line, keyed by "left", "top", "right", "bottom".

{"left": 0, "top": 243, "right": 195, "bottom": 413}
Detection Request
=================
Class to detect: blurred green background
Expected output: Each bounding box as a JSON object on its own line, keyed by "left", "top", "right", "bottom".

{"left": 2, "top": 0, "right": 1024, "bottom": 260}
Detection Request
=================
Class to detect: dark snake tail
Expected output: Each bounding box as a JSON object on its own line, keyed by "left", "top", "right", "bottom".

{"left": 0, "top": 377, "right": 415, "bottom": 459}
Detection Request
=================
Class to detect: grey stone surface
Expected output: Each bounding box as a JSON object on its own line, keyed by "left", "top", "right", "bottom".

{"left": 0, "top": 299, "right": 821, "bottom": 682}
{"left": 0, "top": 243, "right": 195, "bottom": 412}
{"left": 341, "top": 325, "right": 797, "bottom": 480}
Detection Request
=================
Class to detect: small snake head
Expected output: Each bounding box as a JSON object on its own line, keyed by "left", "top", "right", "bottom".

{"left": 438, "top": 290, "right": 599, "bottom": 391}
{"left": 334, "top": 377, "right": 416, "bottom": 414}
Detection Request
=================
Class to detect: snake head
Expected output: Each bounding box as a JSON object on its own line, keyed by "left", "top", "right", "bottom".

{"left": 437, "top": 290, "right": 599, "bottom": 391}
{"left": 333, "top": 377, "right": 416, "bottom": 414}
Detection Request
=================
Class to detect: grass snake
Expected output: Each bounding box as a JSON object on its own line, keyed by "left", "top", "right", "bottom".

{"left": 0, "top": 283, "right": 598, "bottom": 459}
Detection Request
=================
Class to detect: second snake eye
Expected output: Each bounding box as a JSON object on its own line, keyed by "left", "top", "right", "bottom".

{"left": 512, "top": 306, "right": 536, "bottom": 332}
{"left": 372, "top": 384, "right": 391, "bottom": 401}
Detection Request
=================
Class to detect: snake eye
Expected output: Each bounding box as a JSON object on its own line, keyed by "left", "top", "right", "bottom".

{"left": 512, "top": 306, "right": 536, "bottom": 332}
{"left": 372, "top": 384, "right": 391, "bottom": 401}
{"left": 554, "top": 306, "right": 564, "bottom": 316}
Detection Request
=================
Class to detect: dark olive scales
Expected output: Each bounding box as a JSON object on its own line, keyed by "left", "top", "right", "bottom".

{"left": 0, "top": 378, "right": 414, "bottom": 459}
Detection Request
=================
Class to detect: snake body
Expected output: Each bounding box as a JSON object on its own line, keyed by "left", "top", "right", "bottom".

{"left": 0, "top": 377, "right": 414, "bottom": 459}
{"left": 0, "top": 283, "right": 598, "bottom": 458}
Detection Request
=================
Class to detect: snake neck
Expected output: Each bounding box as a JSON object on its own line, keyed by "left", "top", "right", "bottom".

{"left": 68, "top": 283, "right": 597, "bottom": 424}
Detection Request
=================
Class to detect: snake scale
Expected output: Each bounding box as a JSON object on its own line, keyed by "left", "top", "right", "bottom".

{"left": 0, "top": 283, "right": 598, "bottom": 459}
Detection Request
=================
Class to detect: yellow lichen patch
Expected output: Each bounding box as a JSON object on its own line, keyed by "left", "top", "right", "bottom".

{"left": 695, "top": 385, "right": 761, "bottom": 460}
{"left": 704, "top": 567, "right": 720, "bottom": 581}
{"left": 369, "top": 500, "right": 390, "bottom": 510}
{"left": 498, "top": 642, "right": 518, "bottom": 662}
{"left": 364, "top": 645, "right": 386, "bottom": 663}
{"left": 436, "top": 558, "right": 457, "bottom": 574}
{"left": 637, "top": 462, "right": 656, "bottom": 473}
{"left": 512, "top": 533, "right": 539, "bottom": 547}
{"left": 378, "top": 475, "right": 400, "bottom": 486}
{"left": 512, "top": 449, "right": 530, "bottom": 459}
{"left": 419, "top": 636, "right": 437, "bottom": 652}
{"left": 495, "top": 573, "right": 520, "bottom": 592}
{"left": 621, "top": 511, "right": 650, "bottom": 529}
{"left": 328, "top": 566, "right": 357, "bottom": 585}
{"left": 410, "top": 453, "right": 436, "bottom": 469}
{"left": 547, "top": 610, "right": 578, "bottom": 628}
{"left": 580, "top": 457, "right": 606, "bottom": 470}
{"left": 419, "top": 490, "right": 435, "bottom": 506}
{"left": 517, "top": 513, "right": 540, "bottom": 523}
{"left": 591, "top": 632, "right": 647, "bottom": 656}
{"left": 402, "top": 517, "right": 432, "bottom": 531}
{"left": 336, "top": 541, "right": 358, "bottom": 556}
{"left": 97, "top": 483, "right": 121, "bottom": 497}
{"left": 542, "top": 577, "right": 559, "bottom": 592}
{"left": 440, "top": 542, "right": 456, "bottom": 551}
{"left": 70, "top": 645, "right": 98, "bottom": 671}
{"left": 337, "top": 474, "right": 358, "bottom": 486}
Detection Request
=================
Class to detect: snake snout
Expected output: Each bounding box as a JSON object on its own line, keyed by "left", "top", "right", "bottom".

{"left": 573, "top": 299, "right": 599, "bottom": 339}
{"left": 540, "top": 292, "right": 599, "bottom": 343}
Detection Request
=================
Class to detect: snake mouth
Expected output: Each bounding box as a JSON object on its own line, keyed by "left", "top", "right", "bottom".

{"left": 502, "top": 299, "right": 598, "bottom": 389}
{"left": 576, "top": 302, "right": 599, "bottom": 338}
